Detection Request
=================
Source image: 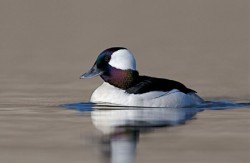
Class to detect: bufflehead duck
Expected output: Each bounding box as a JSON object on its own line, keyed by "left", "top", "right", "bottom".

{"left": 80, "top": 47, "right": 204, "bottom": 107}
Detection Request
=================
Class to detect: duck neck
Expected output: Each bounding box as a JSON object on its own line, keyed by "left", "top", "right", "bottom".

{"left": 100, "top": 67, "right": 139, "bottom": 90}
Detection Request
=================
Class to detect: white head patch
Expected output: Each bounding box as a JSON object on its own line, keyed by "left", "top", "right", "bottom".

{"left": 109, "top": 49, "right": 136, "bottom": 70}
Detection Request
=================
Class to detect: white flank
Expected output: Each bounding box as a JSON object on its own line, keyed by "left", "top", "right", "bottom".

{"left": 90, "top": 82, "right": 203, "bottom": 108}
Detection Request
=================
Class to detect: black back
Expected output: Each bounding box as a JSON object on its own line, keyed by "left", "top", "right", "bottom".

{"left": 126, "top": 76, "right": 196, "bottom": 94}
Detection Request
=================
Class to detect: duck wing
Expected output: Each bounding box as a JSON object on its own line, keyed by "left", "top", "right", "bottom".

{"left": 126, "top": 76, "right": 196, "bottom": 94}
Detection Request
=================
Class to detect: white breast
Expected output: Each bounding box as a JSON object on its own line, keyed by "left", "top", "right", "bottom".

{"left": 90, "top": 82, "right": 203, "bottom": 108}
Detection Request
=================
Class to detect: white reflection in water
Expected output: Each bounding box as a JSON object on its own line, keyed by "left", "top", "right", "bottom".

{"left": 91, "top": 107, "right": 201, "bottom": 163}
{"left": 91, "top": 107, "right": 201, "bottom": 134}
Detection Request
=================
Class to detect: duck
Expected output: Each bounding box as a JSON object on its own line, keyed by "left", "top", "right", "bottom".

{"left": 80, "top": 47, "right": 204, "bottom": 108}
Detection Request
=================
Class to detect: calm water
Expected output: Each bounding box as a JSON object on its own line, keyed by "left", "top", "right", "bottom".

{"left": 63, "top": 101, "right": 250, "bottom": 163}
{"left": 0, "top": 94, "right": 249, "bottom": 163}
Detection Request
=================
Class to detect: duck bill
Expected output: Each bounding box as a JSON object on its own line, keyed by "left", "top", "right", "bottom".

{"left": 80, "top": 64, "right": 104, "bottom": 79}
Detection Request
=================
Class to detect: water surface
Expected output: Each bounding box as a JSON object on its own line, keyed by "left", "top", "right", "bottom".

{"left": 63, "top": 100, "right": 250, "bottom": 163}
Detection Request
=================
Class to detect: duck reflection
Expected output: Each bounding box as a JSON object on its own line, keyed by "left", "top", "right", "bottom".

{"left": 62, "top": 100, "right": 250, "bottom": 163}
{"left": 91, "top": 106, "right": 202, "bottom": 163}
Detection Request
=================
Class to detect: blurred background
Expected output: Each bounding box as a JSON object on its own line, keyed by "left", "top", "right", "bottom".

{"left": 0, "top": 0, "right": 249, "bottom": 102}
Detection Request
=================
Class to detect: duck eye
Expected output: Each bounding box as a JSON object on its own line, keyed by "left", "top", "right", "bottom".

{"left": 104, "top": 55, "right": 111, "bottom": 62}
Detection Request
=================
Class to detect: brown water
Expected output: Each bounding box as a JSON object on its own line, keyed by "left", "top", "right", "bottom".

{"left": 0, "top": 0, "right": 249, "bottom": 163}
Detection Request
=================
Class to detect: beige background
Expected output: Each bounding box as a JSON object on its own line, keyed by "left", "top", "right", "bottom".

{"left": 0, "top": 0, "right": 249, "bottom": 100}
{"left": 0, "top": 1, "right": 249, "bottom": 163}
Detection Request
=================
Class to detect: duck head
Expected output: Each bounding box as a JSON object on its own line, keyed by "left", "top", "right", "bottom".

{"left": 80, "top": 47, "right": 138, "bottom": 89}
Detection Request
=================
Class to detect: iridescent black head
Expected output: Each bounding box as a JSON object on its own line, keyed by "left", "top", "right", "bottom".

{"left": 80, "top": 47, "right": 136, "bottom": 79}
{"left": 80, "top": 47, "right": 138, "bottom": 89}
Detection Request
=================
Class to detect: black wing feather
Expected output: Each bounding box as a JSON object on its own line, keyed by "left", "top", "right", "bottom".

{"left": 126, "top": 76, "right": 196, "bottom": 94}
